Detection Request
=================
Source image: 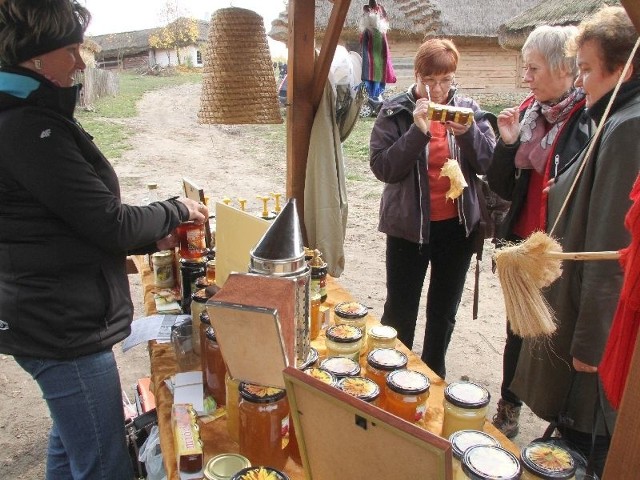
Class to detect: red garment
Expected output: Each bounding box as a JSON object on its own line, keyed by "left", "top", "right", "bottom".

{"left": 428, "top": 122, "right": 457, "bottom": 221}
{"left": 512, "top": 170, "right": 545, "bottom": 238}
{"left": 600, "top": 173, "right": 640, "bottom": 409}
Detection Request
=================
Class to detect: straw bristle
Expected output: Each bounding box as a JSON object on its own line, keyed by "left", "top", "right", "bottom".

{"left": 494, "top": 231, "right": 563, "bottom": 338}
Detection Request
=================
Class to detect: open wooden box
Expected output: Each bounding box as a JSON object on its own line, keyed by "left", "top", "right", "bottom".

{"left": 284, "top": 366, "right": 453, "bottom": 479}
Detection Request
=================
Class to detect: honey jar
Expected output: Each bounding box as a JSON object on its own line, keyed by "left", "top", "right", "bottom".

{"left": 206, "top": 258, "right": 217, "bottom": 285}
{"left": 384, "top": 369, "right": 430, "bottom": 423}
{"left": 319, "top": 356, "right": 361, "bottom": 379}
{"left": 325, "top": 324, "right": 364, "bottom": 362}
{"left": 225, "top": 373, "right": 240, "bottom": 443}
{"left": 151, "top": 250, "right": 175, "bottom": 288}
{"left": 520, "top": 441, "right": 576, "bottom": 480}
{"left": 441, "top": 381, "right": 490, "bottom": 438}
{"left": 190, "top": 288, "right": 209, "bottom": 356}
{"left": 367, "top": 325, "right": 398, "bottom": 352}
{"left": 449, "top": 430, "right": 500, "bottom": 480}
{"left": 365, "top": 348, "right": 408, "bottom": 407}
{"left": 176, "top": 221, "right": 207, "bottom": 259}
{"left": 200, "top": 317, "right": 227, "bottom": 407}
{"left": 337, "top": 376, "right": 380, "bottom": 404}
{"left": 462, "top": 444, "right": 522, "bottom": 480}
{"left": 303, "top": 367, "right": 338, "bottom": 386}
{"left": 238, "top": 383, "right": 290, "bottom": 471}
{"left": 231, "top": 466, "right": 289, "bottom": 480}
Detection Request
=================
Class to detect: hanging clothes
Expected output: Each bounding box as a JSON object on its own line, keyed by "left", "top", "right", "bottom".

{"left": 360, "top": 1, "right": 396, "bottom": 99}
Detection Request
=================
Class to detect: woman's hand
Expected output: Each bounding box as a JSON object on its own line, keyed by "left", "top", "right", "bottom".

{"left": 497, "top": 107, "right": 520, "bottom": 145}
{"left": 573, "top": 357, "right": 598, "bottom": 373}
{"left": 445, "top": 120, "right": 470, "bottom": 136}
{"left": 176, "top": 197, "right": 209, "bottom": 223}
{"left": 413, "top": 98, "right": 432, "bottom": 135}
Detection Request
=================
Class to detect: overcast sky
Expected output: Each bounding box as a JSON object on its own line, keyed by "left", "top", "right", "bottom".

{"left": 83, "top": 0, "right": 288, "bottom": 55}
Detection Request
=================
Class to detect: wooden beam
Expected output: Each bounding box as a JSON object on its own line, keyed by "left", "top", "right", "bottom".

{"left": 311, "top": 0, "right": 352, "bottom": 110}
{"left": 286, "top": 0, "right": 316, "bottom": 232}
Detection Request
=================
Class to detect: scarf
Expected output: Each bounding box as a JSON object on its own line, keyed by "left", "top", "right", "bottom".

{"left": 515, "top": 88, "right": 585, "bottom": 174}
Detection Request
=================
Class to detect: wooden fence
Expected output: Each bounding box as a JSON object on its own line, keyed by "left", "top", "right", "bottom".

{"left": 75, "top": 67, "right": 120, "bottom": 108}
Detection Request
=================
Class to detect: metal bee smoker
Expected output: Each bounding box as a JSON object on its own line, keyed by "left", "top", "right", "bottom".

{"left": 248, "top": 198, "right": 311, "bottom": 368}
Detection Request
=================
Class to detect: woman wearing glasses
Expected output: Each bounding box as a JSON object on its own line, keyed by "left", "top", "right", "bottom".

{"left": 370, "top": 38, "right": 496, "bottom": 379}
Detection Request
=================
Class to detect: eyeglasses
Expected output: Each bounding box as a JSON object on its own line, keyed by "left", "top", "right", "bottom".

{"left": 419, "top": 76, "right": 455, "bottom": 89}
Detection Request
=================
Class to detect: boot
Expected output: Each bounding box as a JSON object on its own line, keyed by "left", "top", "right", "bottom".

{"left": 492, "top": 399, "right": 521, "bottom": 439}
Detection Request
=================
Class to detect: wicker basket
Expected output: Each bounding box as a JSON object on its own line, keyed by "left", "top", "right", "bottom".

{"left": 198, "top": 7, "right": 282, "bottom": 125}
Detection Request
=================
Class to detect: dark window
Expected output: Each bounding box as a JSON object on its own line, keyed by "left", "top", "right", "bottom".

{"left": 196, "top": 50, "right": 202, "bottom": 65}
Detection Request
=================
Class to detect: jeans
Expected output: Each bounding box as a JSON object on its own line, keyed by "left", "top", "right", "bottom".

{"left": 381, "top": 218, "right": 475, "bottom": 378}
{"left": 14, "top": 350, "right": 133, "bottom": 480}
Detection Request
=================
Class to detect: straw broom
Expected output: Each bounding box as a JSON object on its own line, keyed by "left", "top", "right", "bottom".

{"left": 493, "top": 38, "right": 639, "bottom": 338}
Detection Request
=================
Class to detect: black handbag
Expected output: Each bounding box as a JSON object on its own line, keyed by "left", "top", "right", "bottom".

{"left": 125, "top": 408, "right": 158, "bottom": 479}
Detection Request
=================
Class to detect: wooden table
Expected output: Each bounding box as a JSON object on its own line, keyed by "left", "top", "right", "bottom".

{"left": 132, "top": 256, "right": 519, "bottom": 479}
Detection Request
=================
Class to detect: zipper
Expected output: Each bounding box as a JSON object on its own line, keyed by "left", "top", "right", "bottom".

{"left": 417, "top": 154, "right": 425, "bottom": 245}
{"left": 554, "top": 154, "right": 560, "bottom": 177}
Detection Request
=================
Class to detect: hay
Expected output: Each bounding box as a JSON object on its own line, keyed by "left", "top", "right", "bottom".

{"left": 494, "top": 231, "right": 563, "bottom": 337}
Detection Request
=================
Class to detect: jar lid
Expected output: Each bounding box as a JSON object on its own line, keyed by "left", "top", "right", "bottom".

{"left": 239, "top": 383, "right": 286, "bottom": 403}
{"left": 449, "top": 430, "right": 500, "bottom": 460}
{"left": 386, "top": 369, "right": 430, "bottom": 395}
{"left": 231, "top": 466, "right": 289, "bottom": 480}
{"left": 367, "top": 348, "right": 408, "bottom": 371}
{"left": 325, "top": 324, "right": 363, "bottom": 343}
{"left": 462, "top": 445, "right": 521, "bottom": 480}
{"left": 338, "top": 376, "right": 380, "bottom": 403}
{"left": 334, "top": 301, "right": 368, "bottom": 319}
{"left": 152, "top": 250, "right": 173, "bottom": 260}
{"left": 368, "top": 325, "right": 397, "bottom": 341}
{"left": 204, "top": 453, "right": 251, "bottom": 480}
{"left": 192, "top": 288, "right": 210, "bottom": 303}
{"left": 444, "top": 381, "right": 490, "bottom": 409}
{"left": 297, "top": 347, "right": 319, "bottom": 370}
{"left": 204, "top": 326, "right": 217, "bottom": 341}
{"left": 180, "top": 257, "right": 207, "bottom": 266}
{"left": 200, "top": 311, "right": 211, "bottom": 325}
{"left": 196, "top": 275, "right": 213, "bottom": 288}
{"left": 303, "top": 367, "right": 337, "bottom": 386}
{"left": 520, "top": 442, "right": 577, "bottom": 479}
{"left": 319, "top": 356, "right": 361, "bottom": 378}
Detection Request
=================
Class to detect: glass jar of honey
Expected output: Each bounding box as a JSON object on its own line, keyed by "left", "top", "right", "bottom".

{"left": 337, "top": 376, "right": 380, "bottom": 404}
{"left": 334, "top": 302, "right": 368, "bottom": 332}
{"left": 520, "top": 441, "right": 576, "bottom": 480}
{"left": 441, "top": 381, "right": 491, "bottom": 438}
{"left": 225, "top": 373, "right": 240, "bottom": 443}
{"left": 190, "top": 288, "right": 209, "bottom": 357}
{"left": 151, "top": 250, "right": 175, "bottom": 288}
{"left": 462, "top": 444, "right": 522, "bottom": 480}
{"left": 366, "top": 325, "right": 398, "bottom": 352}
{"left": 319, "top": 356, "right": 361, "bottom": 379}
{"left": 365, "top": 348, "right": 408, "bottom": 407}
{"left": 385, "top": 369, "right": 430, "bottom": 423}
{"left": 201, "top": 321, "right": 227, "bottom": 407}
{"left": 325, "top": 324, "right": 363, "bottom": 362}
{"left": 231, "top": 467, "right": 289, "bottom": 480}
{"left": 206, "top": 258, "right": 217, "bottom": 285}
{"left": 449, "top": 430, "right": 500, "bottom": 480}
{"left": 176, "top": 221, "right": 207, "bottom": 259}
{"left": 238, "top": 383, "right": 290, "bottom": 471}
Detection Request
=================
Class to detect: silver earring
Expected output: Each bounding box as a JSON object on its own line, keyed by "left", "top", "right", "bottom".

{"left": 33, "top": 59, "right": 42, "bottom": 70}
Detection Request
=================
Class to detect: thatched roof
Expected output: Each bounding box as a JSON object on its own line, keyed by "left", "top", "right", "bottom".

{"left": 269, "top": 0, "right": 536, "bottom": 44}
{"left": 498, "top": 0, "right": 620, "bottom": 50}
{"left": 89, "top": 18, "right": 208, "bottom": 59}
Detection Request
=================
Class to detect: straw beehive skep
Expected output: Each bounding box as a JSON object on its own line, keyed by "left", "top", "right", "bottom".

{"left": 198, "top": 7, "right": 282, "bottom": 125}
{"left": 494, "top": 231, "right": 563, "bottom": 337}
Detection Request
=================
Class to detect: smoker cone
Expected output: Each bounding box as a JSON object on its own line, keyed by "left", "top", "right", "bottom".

{"left": 250, "top": 198, "right": 306, "bottom": 276}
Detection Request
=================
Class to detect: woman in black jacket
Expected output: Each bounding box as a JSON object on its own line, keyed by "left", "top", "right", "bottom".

{"left": 486, "top": 25, "right": 592, "bottom": 439}
{"left": 0, "top": 2, "right": 206, "bottom": 478}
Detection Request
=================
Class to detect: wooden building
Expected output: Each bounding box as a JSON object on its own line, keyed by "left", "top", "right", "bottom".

{"left": 268, "top": 0, "right": 537, "bottom": 96}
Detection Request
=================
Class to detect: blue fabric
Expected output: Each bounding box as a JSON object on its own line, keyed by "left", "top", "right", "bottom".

{"left": 0, "top": 71, "right": 40, "bottom": 98}
{"left": 381, "top": 218, "right": 475, "bottom": 378}
{"left": 14, "top": 350, "right": 133, "bottom": 480}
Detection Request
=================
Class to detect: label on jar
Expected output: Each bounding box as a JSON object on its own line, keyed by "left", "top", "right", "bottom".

{"left": 186, "top": 227, "right": 206, "bottom": 253}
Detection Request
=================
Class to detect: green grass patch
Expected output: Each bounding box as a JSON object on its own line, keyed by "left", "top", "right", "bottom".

{"left": 343, "top": 117, "right": 374, "bottom": 162}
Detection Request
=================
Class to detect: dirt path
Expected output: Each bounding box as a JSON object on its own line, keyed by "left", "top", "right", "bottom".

{"left": 0, "top": 82, "right": 544, "bottom": 478}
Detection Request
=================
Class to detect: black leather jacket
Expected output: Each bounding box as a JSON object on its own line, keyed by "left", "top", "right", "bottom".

{"left": 0, "top": 67, "right": 188, "bottom": 359}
